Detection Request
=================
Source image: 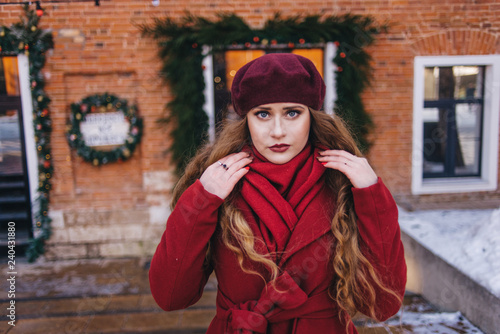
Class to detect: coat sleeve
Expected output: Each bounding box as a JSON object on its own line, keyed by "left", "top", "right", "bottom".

{"left": 149, "top": 179, "right": 224, "bottom": 311}
{"left": 351, "top": 177, "right": 407, "bottom": 321}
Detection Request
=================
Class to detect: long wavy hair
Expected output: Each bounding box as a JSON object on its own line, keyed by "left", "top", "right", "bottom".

{"left": 171, "top": 109, "right": 400, "bottom": 326}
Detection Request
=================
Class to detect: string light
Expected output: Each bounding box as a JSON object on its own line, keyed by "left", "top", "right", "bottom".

{"left": 35, "top": 1, "right": 43, "bottom": 17}
{"left": 0, "top": 0, "right": 105, "bottom": 6}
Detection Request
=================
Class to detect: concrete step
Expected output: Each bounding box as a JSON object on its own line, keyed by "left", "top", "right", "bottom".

{"left": 2, "top": 292, "right": 216, "bottom": 320}
{"left": 0, "top": 180, "right": 24, "bottom": 189}
{"left": 0, "top": 211, "right": 29, "bottom": 220}
{"left": 0, "top": 195, "right": 26, "bottom": 204}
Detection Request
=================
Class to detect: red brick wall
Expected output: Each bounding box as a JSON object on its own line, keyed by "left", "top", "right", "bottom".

{"left": 365, "top": 19, "right": 500, "bottom": 210}
{"left": 1, "top": 0, "right": 499, "bottom": 258}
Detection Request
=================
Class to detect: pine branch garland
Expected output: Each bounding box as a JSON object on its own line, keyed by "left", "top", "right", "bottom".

{"left": 141, "top": 12, "right": 384, "bottom": 174}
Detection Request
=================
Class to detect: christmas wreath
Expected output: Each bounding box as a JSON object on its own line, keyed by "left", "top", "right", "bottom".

{"left": 67, "top": 93, "right": 143, "bottom": 166}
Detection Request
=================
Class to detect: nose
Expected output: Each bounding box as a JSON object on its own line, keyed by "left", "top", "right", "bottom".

{"left": 270, "top": 118, "right": 285, "bottom": 138}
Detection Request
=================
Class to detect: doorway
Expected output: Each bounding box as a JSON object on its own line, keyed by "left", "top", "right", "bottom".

{"left": 0, "top": 56, "right": 33, "bottom": 256}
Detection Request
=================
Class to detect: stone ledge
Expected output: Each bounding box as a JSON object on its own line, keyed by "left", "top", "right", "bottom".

{"left": 402, "top": 231, "right": 500, "bottom": 334}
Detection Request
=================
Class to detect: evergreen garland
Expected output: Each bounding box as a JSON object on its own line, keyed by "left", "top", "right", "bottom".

{"left": 141, "top": 13, "right": 384, "bottom": 174}
{"left": 0, "top": 6, "right": 54, "bottom": 262}
{"left": 66, "top": 93, "right": 143, "bottom": 166}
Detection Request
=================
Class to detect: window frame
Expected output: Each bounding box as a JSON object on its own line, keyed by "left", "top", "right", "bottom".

{"left": 412, "top": 55, "right": 500, "bottom": 194}
{"left": 202, "top": 43, "right": 337, "bottom": 142}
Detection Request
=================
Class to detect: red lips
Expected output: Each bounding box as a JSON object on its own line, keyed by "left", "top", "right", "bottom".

{"left": 269, "top": 144, "right": 290, "bottom": 152}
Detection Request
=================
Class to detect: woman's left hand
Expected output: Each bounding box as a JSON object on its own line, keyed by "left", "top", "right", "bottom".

{"left": 317, "top": 149, "right": 378, "bottom": 188}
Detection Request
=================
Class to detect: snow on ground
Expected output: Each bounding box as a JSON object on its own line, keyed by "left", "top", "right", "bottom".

{"left": 399, "top": 206, "right": 500, "bottom": 298}
{"left": 358, "top": 293, "right": 485, "bottom": 333}
{"left": 385, "top": 311, "right": 484, "bottom": 333}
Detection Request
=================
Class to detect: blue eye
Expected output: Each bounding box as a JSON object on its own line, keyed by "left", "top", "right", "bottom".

{"left": 287, "top": 110, "right": 300, "bottom": 117}
{"left": 255, "top": 111, "right": 269, "bottom": 118}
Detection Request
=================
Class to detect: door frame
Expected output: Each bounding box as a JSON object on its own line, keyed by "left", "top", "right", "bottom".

{"left": 17, "top": 54, "right": 38, "bottom": 224}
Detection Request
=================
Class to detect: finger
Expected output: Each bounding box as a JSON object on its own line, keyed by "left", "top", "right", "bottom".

{"left": 318, "top": 155, "right": 357, "bottom": 167}
{"left": 321, "top": 159, "right": 377, "bottom": 188}
{"left": 319, "top": 149, "right": 356, "bottom": 160}
{"left": 218, "top": 152, "right": 251, "bottom": 169}
{"left": 213, "top": 165, "right": 250, "bottom": 196}
{"left": 321, "top": 161, "right": 351, "bottom": 172}
{"left": 226, "top": 157, "right": 252, "bottom": 174}
{"left": 226, "top": 166, "right": 250, "bottom": 186}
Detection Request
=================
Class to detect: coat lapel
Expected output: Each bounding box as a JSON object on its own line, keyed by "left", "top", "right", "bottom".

{"left": 279, "top": 186, "right": 334, "bottom": 265}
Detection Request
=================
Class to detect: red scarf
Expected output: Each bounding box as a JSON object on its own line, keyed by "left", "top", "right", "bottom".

{"left": 236, "top": 144, "right": 326, "bottom": 261}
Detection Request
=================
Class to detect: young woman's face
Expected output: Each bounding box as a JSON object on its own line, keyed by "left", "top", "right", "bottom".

{"left": 246, "top": 102, "right": 310, "bottom": 164}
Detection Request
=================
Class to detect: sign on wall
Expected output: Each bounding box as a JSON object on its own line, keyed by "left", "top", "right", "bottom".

{"left": 80, "top": 111, "right": 130, "bottom": 147}
{"left": 66, "top": 93, "right": 143, "bottom": 166}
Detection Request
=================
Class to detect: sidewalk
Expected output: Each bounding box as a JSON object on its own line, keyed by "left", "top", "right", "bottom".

{"left": 0, "top": 258, "right": 484, "bottom": 333}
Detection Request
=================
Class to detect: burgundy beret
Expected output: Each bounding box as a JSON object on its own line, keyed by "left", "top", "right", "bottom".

{"left": 231, "top": 53, "right": 326, "bottom": 117}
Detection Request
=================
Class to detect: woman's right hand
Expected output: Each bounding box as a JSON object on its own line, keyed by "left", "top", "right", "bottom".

{"left": 199, "top": 152, "right": 253, "bottom": 200}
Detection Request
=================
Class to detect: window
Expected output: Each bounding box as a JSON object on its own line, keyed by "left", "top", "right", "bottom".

{"left": 202, "top": 43, "right": 336, "bottom": 141}
{"left": 422, "top": 65, "right": 484, "bottom": 178}
{"left": 412, "top": 56, "right": 500, "bottom": 194}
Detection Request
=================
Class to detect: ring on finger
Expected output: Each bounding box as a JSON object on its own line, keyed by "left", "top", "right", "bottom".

{"left": 217, "top": 161, "right": 229, "bottom": 170}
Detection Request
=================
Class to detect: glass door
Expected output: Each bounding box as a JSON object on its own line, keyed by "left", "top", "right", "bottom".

{"left": 0, "top": 56, "right": 32, "bottom": 255}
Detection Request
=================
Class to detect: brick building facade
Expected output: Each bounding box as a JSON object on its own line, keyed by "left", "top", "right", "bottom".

{"left": 1, "top": 0, "right": 499, "bottom": 261}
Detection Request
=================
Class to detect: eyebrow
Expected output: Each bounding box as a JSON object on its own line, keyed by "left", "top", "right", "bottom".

{"left": 252, "top": 105, "right": 306, "bottom": 111}
{"left": 283, "top": 105, "right": 306, "bottom": 110}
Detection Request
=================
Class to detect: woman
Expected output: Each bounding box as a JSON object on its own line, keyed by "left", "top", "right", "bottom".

{"left": 149, "top": 53, "right": 407, "bottom": 333}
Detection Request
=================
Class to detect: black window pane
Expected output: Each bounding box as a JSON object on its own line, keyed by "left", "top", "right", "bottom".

{"left": 423, "top": 107, "right": 446, "bottom": 174}
{"left": 454, "top": 66, "right": 484, "bottom": 100}
{"left": 424, "top": 66, "right": 484, "bottom": 101}
{"left": 455, "top": 103, "right": 481, "bottom": 176}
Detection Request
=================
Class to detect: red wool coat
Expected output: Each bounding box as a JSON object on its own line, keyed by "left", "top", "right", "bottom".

{"left": 149, "top": 177, "right": 407, "bottom": 333}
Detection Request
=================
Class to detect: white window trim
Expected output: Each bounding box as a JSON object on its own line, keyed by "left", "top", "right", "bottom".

{"left": 323, "top": 42, "right": 337, "bottom": 116}
{"left": 202, "top": 46, "right": 216, "bottom": 142}
{"left": 412, "top": 55, "right": 500, "bottom": 194}
{"left": 17, "top": 54, "right": 39, "bottom": 211}
{"left": 202, "top": 42, "right": 337, "bottom": 142}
